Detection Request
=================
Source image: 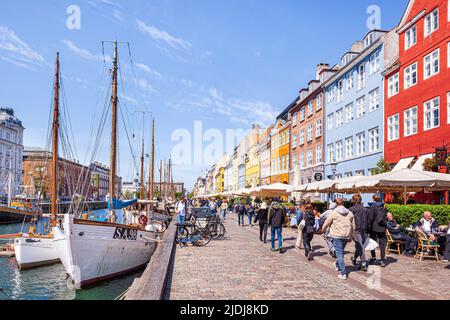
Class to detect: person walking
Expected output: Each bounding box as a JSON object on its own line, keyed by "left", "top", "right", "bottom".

{"left": 295, "top": 204, "right": 305, "bottom": 250}
{"left": 368, "top": 194, "right": 388, "bottom": 267}
{"left": 220, "top": 200, "right": 228, "bottom": 220}
{"left": 302, "top": 204, "right": 316, "bottom": 260}
{"left": 237, "top": 202, "right": 247, "bottom": 227}
{"left": 322, "top": 198, "right": 355, "bottom": 280}
{"left": 268, "top": 201, "right": 286, "bottom": 254}
{"left": 349, "top": 194, "right": 370, "bottom": 271}
{"left": 209, "top": 200, "right": 217, "bottom": 217}
{"left": 320, "top": 202, "right": 337, "bottom": 258}
{"left": 247, "top": 203, "right": 255, "bottom": 227}
{"left": 176, "top": 198, "right": 187, "bottom": 235}
{"left": 254, "top": 201, "right": 269, "bottom": 243}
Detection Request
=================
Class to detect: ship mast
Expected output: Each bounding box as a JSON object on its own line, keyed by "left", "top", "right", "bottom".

{"left": 109, "top": 41, "right": 118, "bottom": 218}
{"left": 149, "top": 117, "right": 155, "bottom": 201}
{"left": 159, "top": 159, "right": 162, "bottom": 199}
{"left": 139, "top": 112, "right": 145, "bottom": 199}
{"left": 51, "top": 53, "right": 60, "bottom": 227}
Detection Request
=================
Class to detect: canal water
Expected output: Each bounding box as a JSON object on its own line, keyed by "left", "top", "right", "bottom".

{"left": 0, "top": 211, "right": 143, "bottom": 300}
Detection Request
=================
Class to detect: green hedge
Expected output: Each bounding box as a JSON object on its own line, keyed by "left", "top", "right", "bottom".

{"left": 386, "top": 204, "right": 450, "bottom": 227}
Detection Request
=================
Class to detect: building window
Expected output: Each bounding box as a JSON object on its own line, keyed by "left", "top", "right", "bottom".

{"left": 369, "top": 88, "right": 380, "bottom": 112}
{"left": 405, "top": 25, "right": 417, "bottom": 50}
{"left": 336, "top": 108, "right": 344, "bottom": 128}
{"left": 388, "top": 73, "right": 399, "bottom": 97}
{"left": 369, "top": 127, "right": 380, "bottom": 152}
{"left": 356, "top": 132, "right": 365, "bottom": 156}
{"left": 345, "top": 137, "right": 353, "bottom": 159}
{"left": 316, "top": 145, "right": 322, "bottom": 163}
{"left": 293, "top": 154, "right": 297, "bottom": 168}
{"left": 345, "top": 103, "right": 353, "bottom": 123}
{"left": 356, "top": 96, "right": 366, "bottom": 118}
{"left": 356, "top": 170, "right": 365, "bottom": 176}
{"left": 357, "top": 64, "right": 366, "bottom": 90}
{"left": 299, "top": 129, "right": 305, "bottom": 145}
{"left": 346, "top": 72, "right": 354, "bottom": 91}
{"left": 337, "top": 80, "right": 344, "bottom": 103}
{"left": 404, "top": 106, "right": 418, "bottom": 137}
{"left": 424, "top": 49, "right": 440, "bottom": 79}
{"left": 316, "top": 119, "right": 322, "bottom": 137}
{"left": 387, "top": 114, "right": 399, "bottom": 142}
{"left": 335, "top": 140, "right": 343, "bottom": 161}
{"left": 327, "top": 113, "right": 334, "bottom": 131}
{"left": 327, "top": 144, "right": 334, "bottom": 162}
{"left": 404, "top": 62, "right": 418, "bottom": 89}
{"left": 424, "top": 8, "right": 439, "bottom": 37}
{"left": 369, "top": 51, "right": 380, "bottom": 75}
{"left": 292, "top": 112, "right": 298, "bottom": 124}
{"left": 292, "top": 134, "right": 298, "bottom": 148}
{"left": 327, "top": 87, "right": 335, "bottom": 103}
{"left": 307, "top": 124, "right": 313, "bottom": 142}
{"left": 307, "top": 149, "right": 313, "bottom": 166}
{"left": 316, "top": 93, "right": 323, "bottom": 111}
{"left": 424, "top": 97, "right": 440, "bottom": 131}
{"left": 300, "top": 107, "right": 306, "bottom": 121}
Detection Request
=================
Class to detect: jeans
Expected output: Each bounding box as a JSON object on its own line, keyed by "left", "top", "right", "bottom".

{"left": 333, "top": 238, "right": 349, "bottom": 276}
{"left": 248, "top": 213, "right": 254, "bottom": 225}
{"left": 177, "top": 215, "right": 185, "bottom": 235}
{"left": 303, "top": 232, "right": 314, "bottom": 257}
{"left": 296, "top": 227, "right": 303, "bottom": 249}
{"left": 221, "top": 209, "right": 227, "bottom": 220}
{"left": 370, "top": 231, "right": 387, "bottom": 261}
{"left": 353, "top": 232, "right": 368, "bottom": 265}
{"left": 323, "top": 229, "right": 335, "bottom": 253}
{"left": 259, "top": 223, "right": 268, "bottom": 242}
{"left": 238, "top": 214, "right": 245, "bottom": 226}
{"left": 271, "top": 226, "right": 283, "bottom": 250}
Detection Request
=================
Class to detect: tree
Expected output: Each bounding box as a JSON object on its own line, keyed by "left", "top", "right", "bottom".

{"left": 371, "top": 158, "right": 392, "bottom": 175}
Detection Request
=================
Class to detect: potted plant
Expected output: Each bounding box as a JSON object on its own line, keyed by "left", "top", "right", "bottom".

{"left": 422, "top": 158, "right": 437, "bottom": 172}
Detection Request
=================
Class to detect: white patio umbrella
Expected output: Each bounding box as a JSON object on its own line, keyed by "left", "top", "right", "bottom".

{"left": 250, "top": 183, "right": 294, "bottom": 197}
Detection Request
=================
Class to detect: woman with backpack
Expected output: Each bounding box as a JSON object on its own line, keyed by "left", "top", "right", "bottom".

{"left": 247, "top": 203, "right": 255, "bottom": 227}
{"left": 302, "top": 204, "right": 316, "bottom": 260}
{"left": 254, "top": 201, "right": 269, "bottom": 243}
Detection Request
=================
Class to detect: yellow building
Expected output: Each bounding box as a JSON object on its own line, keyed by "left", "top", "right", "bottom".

{"left": 245, "top": 125, "right": 261, "bottom": 188}
{"left": 215, "top": 167, "right": 225, "bottom": 193}
{"left": 270, "top": 119, "right": 290, "bottom": 184}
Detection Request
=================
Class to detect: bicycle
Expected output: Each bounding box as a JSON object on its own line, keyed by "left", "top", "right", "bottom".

{"left": 189, "top": 214, "right": 226, "bottom": 240}
{"left": 176, "top": 222, "right": 212, "bottom": 247}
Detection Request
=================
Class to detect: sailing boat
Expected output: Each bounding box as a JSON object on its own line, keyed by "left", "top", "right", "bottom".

{"left": 13, "top": 53, "right": 62, "bottom": 269}
{"left": 53, "top": 41, "right": 158, "bottom": 288}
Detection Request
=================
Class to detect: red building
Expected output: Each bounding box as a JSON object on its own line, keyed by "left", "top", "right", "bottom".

{"left": 384, "top": 0, "right": 450, "bottom": 166}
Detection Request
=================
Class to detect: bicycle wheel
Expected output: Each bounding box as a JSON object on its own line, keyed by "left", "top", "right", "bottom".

{"left": 218, "top": 223, "right": 226, "bottom": 239}
{"left": 193, "top": 229, "right": 212, "bottom": 247}
{"left": 208, "top": 223, "right": 220, "bottom": 239}
{"left": 176, "top": 226, "right": 189, "bottom": 243}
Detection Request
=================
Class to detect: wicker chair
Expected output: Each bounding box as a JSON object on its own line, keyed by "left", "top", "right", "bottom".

{"left": 386, "top": 229, "right": 403, "bottom": 255}
{"left": 414, "top": 229, "right": 440, "bottom": 262}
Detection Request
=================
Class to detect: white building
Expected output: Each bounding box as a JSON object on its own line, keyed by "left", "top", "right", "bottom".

{"left": 0, "top": 108, "right": 24, "bottom": 200}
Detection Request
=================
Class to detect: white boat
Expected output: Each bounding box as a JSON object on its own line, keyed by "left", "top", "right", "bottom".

{"left": 53, "top": 214, "right": 157, "bottom": 288}
{"left": 14, "top": 234, "right": 60, "bottom": 269}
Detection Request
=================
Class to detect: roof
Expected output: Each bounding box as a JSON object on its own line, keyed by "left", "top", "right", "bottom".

{"left": 277, "top": 96, "right": 299, "bottom": 120}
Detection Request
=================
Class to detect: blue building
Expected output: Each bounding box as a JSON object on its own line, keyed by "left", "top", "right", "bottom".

{"left": 323, "top": 29, "right": 398, "bottom": 202}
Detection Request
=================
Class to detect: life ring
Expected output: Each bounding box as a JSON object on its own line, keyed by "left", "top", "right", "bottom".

{"left": 139, "top": 215, "right": 148, "bottom": 226}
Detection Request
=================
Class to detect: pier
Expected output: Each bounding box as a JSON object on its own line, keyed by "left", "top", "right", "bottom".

{"left": 125, "top": 213, "right": 449, "bottom": 301}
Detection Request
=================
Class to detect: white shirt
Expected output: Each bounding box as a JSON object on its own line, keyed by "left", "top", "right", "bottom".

{"left": 177, "top": 202, "right": 186, "bottom": 216}
{"left": 423, "top": 220, "right": 432, "bottom": 233}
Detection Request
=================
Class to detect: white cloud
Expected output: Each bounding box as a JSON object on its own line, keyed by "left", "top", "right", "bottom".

{"left": 0, "top": 25, "right": 45, "bottom": 70}
{"left": 136, "top": 78, "right": 159, "bottom": 96}
{"left": 112, "top": 9, "right": 125, "bottom": 22}
{"left": 62, "top": 40, "right": 111, "bottom": 63}
{"left": 135, "top": 63, "right": 161, "bottom": 78}
{"left": 136, "top": 19, "right": 192, "bottom": 52}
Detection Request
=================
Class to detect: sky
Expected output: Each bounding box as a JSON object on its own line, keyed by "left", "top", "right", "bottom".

{"left": 0, "top": 0, "right": 409, "bottom": 190}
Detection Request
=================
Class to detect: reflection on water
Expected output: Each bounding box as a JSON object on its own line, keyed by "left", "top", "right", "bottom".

{"left": 0, "top": 210, "right": 142, "bottom": 300}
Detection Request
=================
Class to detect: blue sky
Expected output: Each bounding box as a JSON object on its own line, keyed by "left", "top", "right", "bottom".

{"left": 0, "top": 0, "right": 408, "bottom": 189}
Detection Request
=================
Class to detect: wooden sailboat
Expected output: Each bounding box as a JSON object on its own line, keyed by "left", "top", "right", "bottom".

{"left": 53, "top": 41, "right": 158, "bottom": 289}
{"left": 13, "top": 53, "right": 62, "bottom": 269}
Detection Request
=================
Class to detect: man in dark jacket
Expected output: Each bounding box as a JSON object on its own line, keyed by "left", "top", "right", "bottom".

{"left": 386, "top": 213, "right": 418, "bottom": 255}
{"left": 236, "top": 202, "right": 247, "bottom": 227}
{"left": 254, "top": 202, "right": 269, "bottom": 243}
{"left": 349, "top": 194, "right": 370, "bottom": 271}
{"left": 268, "top": 201, "right": 286, "bottom": 254}
{"left": 302, "top": 204, "right": 316, "bottom": 260}
{"left": 368, "top": 194, "right": 388, "bottom": 267}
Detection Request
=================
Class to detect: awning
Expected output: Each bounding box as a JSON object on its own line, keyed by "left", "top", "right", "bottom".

{"left": 392, "top": 157, "right": 415, "bottom": 171}
{"left": 411, "top": 153, "right": 434, "bottom": 171}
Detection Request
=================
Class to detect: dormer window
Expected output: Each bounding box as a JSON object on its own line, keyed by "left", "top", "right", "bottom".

{"left": 364, "top": 33, "right": 374, "bottom": 48}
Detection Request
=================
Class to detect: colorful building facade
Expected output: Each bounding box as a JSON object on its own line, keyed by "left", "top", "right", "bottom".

{"left": 245, "top": 125, "right": 262, "bottom": 188}
{"left": 259, "top": 125, "right": 273, "bottom": 186}
{"left": 270, "top": 118, "right": 290, "bottom": 184}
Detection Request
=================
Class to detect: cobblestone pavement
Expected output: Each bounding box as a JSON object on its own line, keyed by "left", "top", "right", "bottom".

{"left": 165, "top": 214, "right": 449, "bottom": 300}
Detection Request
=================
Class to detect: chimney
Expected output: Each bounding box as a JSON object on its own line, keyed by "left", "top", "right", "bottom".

{"left": 316, "top": 63, "right": 330, "bottom": 80}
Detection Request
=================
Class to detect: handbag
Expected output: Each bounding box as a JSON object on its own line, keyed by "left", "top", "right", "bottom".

{"left": 364, "top": 238, "right": 379, "bottom": 251}
{"left": 298, "top": 219, "right": 306, "bottom": 230}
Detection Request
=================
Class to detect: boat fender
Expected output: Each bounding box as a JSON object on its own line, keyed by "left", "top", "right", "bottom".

{"left": 79, "top": 232, "right": 85, "bottom": 237}
{"left": 139, "top": 215, "right": 148, "bottom": 227}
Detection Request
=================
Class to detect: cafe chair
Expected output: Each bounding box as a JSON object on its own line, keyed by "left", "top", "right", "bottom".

{"left": 414, "top": 229, "right": 440, "bottom": 262}
{"left": 386, "top": 229, "right": 403, "bottom": 255}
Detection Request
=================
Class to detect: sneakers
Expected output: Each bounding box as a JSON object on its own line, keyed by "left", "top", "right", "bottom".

{"left": 351, "top": 257, "right": 357, "bottom": 266}
{"left": 279, "top": 248, "right": 285, "bottom": 254}
{"left": 271, "top": 248, "right": 277, "bottom": 252}
{"left": 333, "top": 262, "right": 339, "bottom": 271}
{"left": 361, "top": 264, "right": 368, "bottom": 272}
{"left": 337, "top": 274, "right": 348, "bottom": 280}
{"left": 380, "top": 261, "right": 386, "bottom": 268}
{"left": 307, "top": 250, "right": 314, "bottom": 261}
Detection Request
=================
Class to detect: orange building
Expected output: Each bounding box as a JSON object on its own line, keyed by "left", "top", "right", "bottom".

{"left": 270, "top": 119, "right": 290, "bottom": 184}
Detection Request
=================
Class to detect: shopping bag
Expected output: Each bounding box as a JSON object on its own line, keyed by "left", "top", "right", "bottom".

{"left": 364, "top": 238, "right": 379, "bottom": 251}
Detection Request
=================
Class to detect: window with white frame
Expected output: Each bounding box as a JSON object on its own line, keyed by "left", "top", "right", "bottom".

{"left": 293, "top": 154, "right": 297, "bottom": 168}
{"left": 346, "top": 71, "right": 354, "bottom": 91}
{"left": 300, "top": 107, "right": 306, "bottom": 121}
{"left": 424, "top": 49, "right": 440, "bottom": 79}
{"left": 337, "top": 80, "right": 344, "bottom": 103}
{"left": 307, "top": 124, "right": 313, "bottom": 142}
{"left": 424, "top": 97, "right": 440, "bottom": 130}
{"left": 293, "top": 112, "right": 298, "bottom": 124}
{"left": 336, "top": 108, "right": 344, "bottom": 127}
{"left": 308, "top": 100, "right": 314, "bottom": 116}
{"left": 369, "top": 88, "right": 380, "bottom": 112}
{"left": 345, "top": 103, "right": 353, "bottom": 123}
{"left": 327, "top": 113, "right": 334, "bottom": 131}
{"left": 316, "top": 93, "right": 323, "bottom": 111}
{"left": 300, "top": 129, "right": 305, "bottom": 145}
{"left": 369, "top": 127, "right": 380, "bottom": 152}
{"left": 300, "top": 152, "right": 305, "bottom": 169}
{"left": 345, "top": 137, "right": 353, "bottom": 159}
{"left": 387, "top": 114, "right": 399, "bottom": 142}
{"left": 327, "top": 144, "right": 334, "bottom": 162}
{"left": 424, "top": 8, "right": 439, "bottom": 37}
{"left": 345, "top": 172, "right": 353, "bottom": 178}
{"left": 307, "top": 149, "right": 313, "bottom": 166}
{"left": 448, "top": 92, "right": 450, "bottom": 124}
{"left": 388, "top": 73, "right": 399, "bottom": 97}
{"left": 356, "top": 96, "right": 366, "bottom": 118}
{"left": 336, "top": 140, "right": 343, "bottom": 161}
{"left": 316, "top": 145, "right": 322, "bottom": 163}
{"left": 404, "top": 62, "right": 418, "bottom": 89}
{"left": 316, "top": 119, "right": 322, "bottom": 137}
{"left": 356, "top": 132, "right": 365, "bottom": 155}
{"left": 357, "top": 64, "right": 366, "bottom": 90}
{"left": 404, "top": 106, "right": 418, "bottom": 137}
{"left": 356, "top": 170, "right": 365, "bottom": 176}
{"left": 293, "top": 134, "right": 298, "bottom": 147}
{"left": 405, "top": 25, "right": 417, "bottom": 50}
{"left": 369, "top": 51, "right": 380, "bottom": 75}
{"left": 327, "top": 87, "right": 334, "bottom": 103}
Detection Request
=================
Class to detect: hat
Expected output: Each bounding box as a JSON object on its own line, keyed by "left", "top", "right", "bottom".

{"left": 329, "top": 202, "right": 337, "bottom": 210}
{"left": 260, "top": 202, "right": 268, "bottom": 210}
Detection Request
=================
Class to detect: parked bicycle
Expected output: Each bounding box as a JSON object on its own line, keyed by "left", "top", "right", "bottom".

{"left": 176, "top": 222, "right": 212, "bottom": 247}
